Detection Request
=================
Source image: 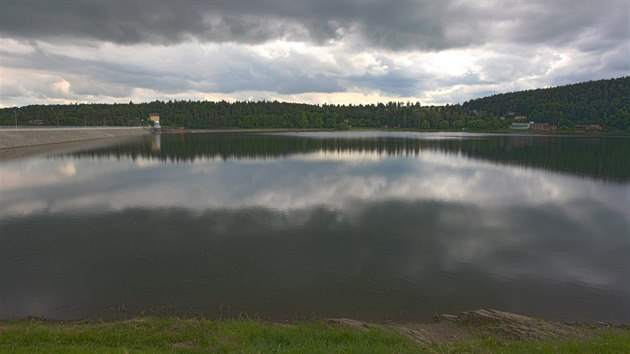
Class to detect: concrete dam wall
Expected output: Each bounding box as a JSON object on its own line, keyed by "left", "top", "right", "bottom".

{"left": 0, "top": 127, "right": 150, "bottom": 149}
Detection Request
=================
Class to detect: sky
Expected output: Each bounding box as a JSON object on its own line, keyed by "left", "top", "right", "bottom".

{"left": 0, "top": 0, "right": 628, "bottom": 108}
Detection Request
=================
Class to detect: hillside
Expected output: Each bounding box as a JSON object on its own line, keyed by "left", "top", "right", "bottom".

{"left": 463, "top": 76, "right": 630, "bottom": 129}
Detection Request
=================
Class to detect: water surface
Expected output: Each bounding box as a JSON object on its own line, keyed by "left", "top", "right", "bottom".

{"left": 1, "top": 132, "right": 628, "bottom": 322}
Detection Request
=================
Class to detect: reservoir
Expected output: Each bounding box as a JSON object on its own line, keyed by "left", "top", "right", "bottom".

{"left": 1, "top": 131, "right": 628, "bottom": 323}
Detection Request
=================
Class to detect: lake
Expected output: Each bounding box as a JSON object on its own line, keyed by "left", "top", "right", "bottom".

{"left": 1, "top": 131, "right": 628, "bottom": 323}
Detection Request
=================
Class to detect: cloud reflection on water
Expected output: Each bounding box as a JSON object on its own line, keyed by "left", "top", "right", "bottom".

{"left": 1, "top": 148, "right": 627, "bottom": 217}
{"left": 1, "top": 140, "right": 628, "bottom": 322}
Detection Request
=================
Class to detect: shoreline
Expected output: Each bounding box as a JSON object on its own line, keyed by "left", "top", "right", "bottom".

{"left": 2, "top": 309, "right": 628, "bottom": 352}
{"left": 5, "top": 309, "right": 627, "bottom": 330}
{"left": 1, "top": 127, "right": 626, "bottom": 162}
{"left": 1, "top": 126, "right": 626, "bottom": 152}
{"left": 5, "top": 308, "right": 628, "bottom": 328}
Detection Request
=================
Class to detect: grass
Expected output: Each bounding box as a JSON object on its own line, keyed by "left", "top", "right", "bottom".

{"left": 0, "top": 317, "right": 421, "bottom": 353}
{"left": 431, "top": 331, "right": 630, "bottom": 354}
{"left": 1, "top": 317, "right": 629, "bottom": 353}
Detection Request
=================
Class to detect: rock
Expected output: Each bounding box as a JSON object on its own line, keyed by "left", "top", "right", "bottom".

{"left": 329, "top": 309, "right": 598, "bottom": 346}
{"left": 445, "top": 309, "right": 587, "bottom": 340}
{"left": 386, "top": 324, "right": 433, "bottom": 345}
{"left": 327, "top": 318, "right": 373, "bottom": 331}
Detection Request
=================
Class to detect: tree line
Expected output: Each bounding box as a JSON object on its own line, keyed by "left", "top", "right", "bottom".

{"left": 1, "top": 76, "right": 628, "bottom": 131}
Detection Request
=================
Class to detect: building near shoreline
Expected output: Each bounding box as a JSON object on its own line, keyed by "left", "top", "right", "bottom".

{"left": 149, "top": 113, "right": 161, "bottom": 129}
{"left": 531, "top": 123, "right": 557, "bottom": 130}
{"left": 509, "top": 122, "right": 533, "bottom": 129}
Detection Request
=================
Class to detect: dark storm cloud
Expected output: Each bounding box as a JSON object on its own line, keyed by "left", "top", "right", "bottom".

{"left": 1, "top": 0, "right": 627, "bottom": 51}
{"left": 504, "top": 1, "right": 629, "bottom": 47}
{"left": 0, "top": 0, "right": 338, "bottom": 45}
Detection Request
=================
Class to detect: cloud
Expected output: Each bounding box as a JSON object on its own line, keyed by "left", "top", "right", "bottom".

{"left": 0, "top": 41, "right": 346, "bottom": 100}
{"left": 0, "top": 1, "right": 628, "bottom": 107}
{"left": 1, "top": 1, "right": 627, "bottom": 51}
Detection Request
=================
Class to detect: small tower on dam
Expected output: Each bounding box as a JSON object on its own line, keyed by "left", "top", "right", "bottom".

{"left": 149, "top": 113, "right": 161, "bottom": 129}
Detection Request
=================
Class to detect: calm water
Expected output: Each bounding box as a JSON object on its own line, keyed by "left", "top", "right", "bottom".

{"left": 1, "top": 132, "right": 629, "bottom": 323}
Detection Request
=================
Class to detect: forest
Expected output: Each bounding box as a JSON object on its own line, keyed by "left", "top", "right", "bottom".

{"left": 1, "top": 76, "right": 628, "bottom": 131}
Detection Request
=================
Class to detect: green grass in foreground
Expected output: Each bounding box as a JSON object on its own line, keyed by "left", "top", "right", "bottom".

{"left": 1, "top": 317, "right": 629, "bottom": 353}
{"left": 431, "top": 331, "right": 630, "bottom": 354}
{"left": 1, "top": 318, "right": 416, "bottom": 354}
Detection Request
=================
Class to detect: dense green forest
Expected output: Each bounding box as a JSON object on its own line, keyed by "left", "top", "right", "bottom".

{"left": 463, "top": 76, "right": 630, "bottom": 130}
{"left": 1, "top": 76, "right": 628, "bottom": 131}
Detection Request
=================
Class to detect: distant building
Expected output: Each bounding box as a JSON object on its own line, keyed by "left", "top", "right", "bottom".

{"left": 149, "top": 113, "right": 161, "bottom": 129}
{"left": 28, "top": 119, "right": 44, "bottom": 125}
{"left": 510, "top": 122, "right": 533, "bottom": 129}
{"left": 531, "top": 123, "right": 557, "bottom": 130}
{"left": 513, "top": 116, "right": 529, "bottom": 122}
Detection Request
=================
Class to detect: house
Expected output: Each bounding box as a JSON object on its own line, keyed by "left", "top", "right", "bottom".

{"left": 510, "top": 122, "right": 533, "bottom": 129}
{"left": 149, "top": 113, "right": 161, "bottom": 129}
{"left": 513, "top": 115, "right": 529, "bottom": 122}
{"left": 531, "top": 123, "right": 557, "bottom": 130}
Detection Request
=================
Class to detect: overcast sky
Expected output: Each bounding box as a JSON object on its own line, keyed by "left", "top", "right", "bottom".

{"left": 0, "top": 0, "right": 628, "bottom": 108}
